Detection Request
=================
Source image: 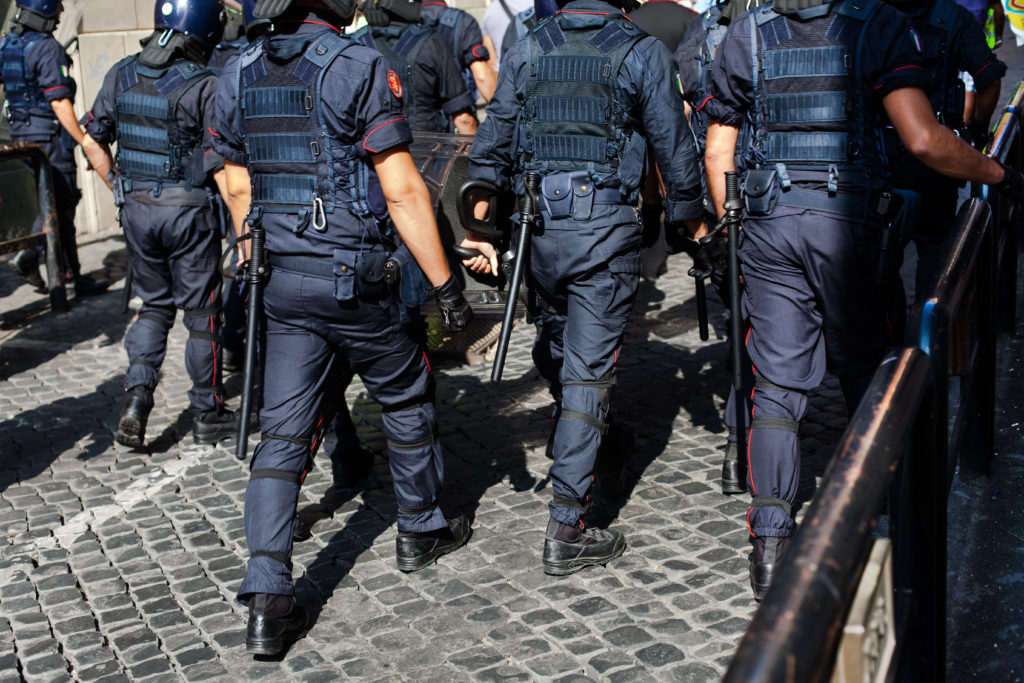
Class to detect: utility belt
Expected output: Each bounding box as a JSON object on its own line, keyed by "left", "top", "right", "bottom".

{"left": 538, "top": 171, "right": 628, "bottom": 221}
{"left": 113, "top": 174, "right": 196, "bottom": 206}
{"left": 4, "top": 105, "right": 57, "bottom": 129}
{"left": 269, "top": 250, "right": 393, "bottom": 303}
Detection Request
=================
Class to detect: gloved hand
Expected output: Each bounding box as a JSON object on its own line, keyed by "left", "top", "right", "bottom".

{"left": 640, "top": 202, "right": 663, "bottom": 248}
{"left": 433, "top": 275, "right": 473, "bottom": 332}
{"left": 663, "top": 221, "right": 692, "bottom": 256}
{"left": 997, "top": 161, "right": 1024, "bottom": 203}
{"left": 687, "top": 231, "right": 728, "bottom": 280}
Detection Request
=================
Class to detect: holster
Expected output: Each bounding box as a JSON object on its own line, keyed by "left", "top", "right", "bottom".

{"left": 743, "top": 169, "right": 780, "bottom": 216}
{"left": 111, "top": 172, "right": 127, "bottom": 208}
{"left": 875, "top": 189, "right": 920, "bottom": 288}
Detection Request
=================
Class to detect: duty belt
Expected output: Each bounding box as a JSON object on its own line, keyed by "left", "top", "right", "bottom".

{"left": 776, "top": 187, "right": 869, "bottom": 216}
{"left": 268, "top": 254, "right": 334, "bottom": 280}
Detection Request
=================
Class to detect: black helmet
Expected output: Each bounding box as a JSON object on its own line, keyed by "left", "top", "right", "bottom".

{"left": 155, "top": 0, "right": 225, "bottom": 47}
{"left": 243, "top": 0, "right": 272, "bottom": 36}
{"left": 13, "top": 0, "right": 62, "bottom": 31}
{"left": 253, "top": 0, "right": 359, "bottom": 25}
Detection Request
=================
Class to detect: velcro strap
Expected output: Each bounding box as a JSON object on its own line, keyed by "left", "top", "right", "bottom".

{"left": 755, "top": 376, "right": 800, "bottom": 393}
{"left": 251, "top": 468, "right": 302, "bottom": 485}
{"left": 253, "top": 173, "right": 316, "bottom": 205}
{"left": 118, "top": 122, "right": 170, "bottom": 152}
{"left": 243, "top": 86, "right": 308, "bottom": 118}
{"left": 552, "top": 495, "right": 592, "bottom": 513}
{"left": 776, "top": 187, "right": 867, "bottom": 215}
{"left": 751, "top": 417, "right": 800, "bottom": 434}
{"left": 129, "top": 360, "right": 158, "bottom": 368}
{"left": 534, "top": 134, "right": 607, "bottom": 163}
{"left": 765, "top": 131, "right": 850, "bottom": 165}
{"left": 184, "top": 306, "right": 220, "bottom": 319}
{"left": 187, "top": 330, "right": 220, "bottom": 343}
{"left": 261, "top": 432, "right": 311, "bottom": 447}
{"left": 138, "top": 311, "right": 173, "bottom": 327}
{"left": 397, "top": 502, "right": 438, "bottom": 516}
{"left": 190, "top": 384, "right": 224, "bottom": 395}
{"left": 250, "top": 550, "right": 292, "bottom": 569}
{"left": 559, "top": 408, "right": 609, "bottom": 435}
{"left": 117, "top": 92, "right": 169, "bottom": 119}
{"left": 268, "top": 254, "right": 334, "bottom": 280}
{"left": 752, "top": 496, "right": 793, "bottom": 517}
{"left": 388, "top": 431, "right": 439, "bottom": 452}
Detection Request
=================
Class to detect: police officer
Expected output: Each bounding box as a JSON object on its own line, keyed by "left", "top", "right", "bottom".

{"left": 208, "top": 1, "right": 248, "bottom": 75}
{"left": 888, "top": 0, "right": 1006, "bottom": 297}
{"left": 81, "top": 0, "right": 243, "bottom": 448}
{"left": 703, "top": 0, "right": 1024, "bottom": 599}
{"left": 211, "top": 0, "right": 475, "bottom": 655}
{"left": 461, "top": 0, "right": 704, "bottom": 575}
{"left": 353, "top": 0, "right": 477, "bottom": 133}
{"left": 420, "top": 0, "right": 497, "bottom": 102}
{"left": 0, "top": 0, "right": 107, "bottom": 295}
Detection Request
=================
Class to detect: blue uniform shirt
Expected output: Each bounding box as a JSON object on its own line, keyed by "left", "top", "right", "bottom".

{"left": 210, "top": 11, "right": 414, "bottom": 257}
{"left": 421, "top": 1, "right": 491, "bottom": 70}
{"left": 468, "top": 0, "right": 704, "bottom": 226}
{"left": 1, "top": 29, "right": 75, "bottom": 159}
{"left": 705, "top": 0, "right": 930, "bottom": 128}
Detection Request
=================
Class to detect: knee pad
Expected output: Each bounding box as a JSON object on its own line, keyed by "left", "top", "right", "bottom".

{"left": 136, "top": 305, "right": 176, "bottom": 330}
{"left": 750, "top": 376, "right": 804, "bottom": 434}
{"left": 560, "top": 369, "right": 616, "bottom": 434}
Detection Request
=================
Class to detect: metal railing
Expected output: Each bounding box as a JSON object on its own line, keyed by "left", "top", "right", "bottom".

{"left": 0, "top": 141, "right": 68, "bottom": 312}
{"left": 725, "top": 82, "right": 1024, "bottom": 683}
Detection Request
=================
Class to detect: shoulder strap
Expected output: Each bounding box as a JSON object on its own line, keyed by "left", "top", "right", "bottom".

{"left": 498, "top": 0, "right": 515, "bottom": 21}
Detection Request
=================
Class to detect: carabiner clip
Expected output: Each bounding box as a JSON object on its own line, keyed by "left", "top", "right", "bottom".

{"left": 158, "top": 28, "right": 174, "bottom": 47}
{"left": 312, "top": 195, "right": 327, "bottom": 232}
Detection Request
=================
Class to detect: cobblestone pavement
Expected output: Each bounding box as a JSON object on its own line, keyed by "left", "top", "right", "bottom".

{"left": 0, "top": 232, "right": 849, "bottom": 682}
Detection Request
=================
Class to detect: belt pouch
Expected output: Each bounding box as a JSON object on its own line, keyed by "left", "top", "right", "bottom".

{"left": 743, "top": 169, "right": 780, "bottom": 216}
{"left": 541, "top": 173, "right": 574, "bottom": 219}
{"left": 333, "top": 249, "right": 357, "bottom": 301}
{"left": 571, "top": 175, "right": 596, "bottom": 221}
{"left": 356, "top": 251, "right": 390, "bottom": 299}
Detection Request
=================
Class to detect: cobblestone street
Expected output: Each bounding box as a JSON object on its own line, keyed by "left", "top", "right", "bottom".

{"left": 0, "top": 233, "right": 849, "bottom": 682}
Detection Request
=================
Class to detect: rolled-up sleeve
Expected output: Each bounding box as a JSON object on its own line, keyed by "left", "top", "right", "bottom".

{"left": 210, "top": 56, "right": 246, "bottom": 165}
{"left": 705, "top": 13, "right": 754, "bottom": 127}
{"left": 355, "top": 55, "right": 413, "bottom": 156}
{"left": 467, "top": 39, "right": 524, "bottom": 188}
{"left": 30, "top": 37, "right": 73, "bottom": 102}
{"left": 84, "top": 62, "right": 121, "bottom": 144}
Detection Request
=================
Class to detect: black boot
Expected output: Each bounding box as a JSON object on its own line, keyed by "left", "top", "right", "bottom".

{"left": 72, "top": 273, "right": 111, "bottom": 297}
{"left": 116, "top": 386, "right": 154, "bottom": 448}
{"left": 721, "top": 435, "right": 746, "bottom": 495}
{"left": 193, "top": 409, "right": 251, "bottom": 445}
{"left": 396, "top": 513, "right": 471, "bottom": 572}
{"left": 10, "top": 249, "right": 45, "bottom": 293}
{"left": 245, "top": 594, "right": 308, "bottom": 656}
{"left": 543, "top": 518, "right": 626, "bottom": 576}
{"left": 222, "top": 345, "right": 243, "bottom": 373}
{"left": 595, "top": 422, "right": 634, "bottom": 498}
{"left": 749, "top": 534, "right": 792, "bottom": 602}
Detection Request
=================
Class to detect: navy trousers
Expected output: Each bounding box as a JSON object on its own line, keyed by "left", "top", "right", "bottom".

{"left": 529, "top": 208, "right": 641, "bottom": 527}
{"left": 740, "top": 204, "right": 900, "bottom": 537}
{"left": 120, "top": 191, "right": 223, "bottom": 415}
{"left": 238, "top": 268, "right": 444, "bottom": 599}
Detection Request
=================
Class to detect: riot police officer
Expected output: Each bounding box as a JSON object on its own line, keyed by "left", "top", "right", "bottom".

{"left": 462, "top": 0, "right": 704, "bottom": 575}
{"left": 211, "top": 0, "right": 474, "bottom": 655}
{"left": 353, "top": 0, "right": 477, "bottom": 133}
{"left": 420, "top": 0, "right": 497, "bottom": 102}
{"left": 888, "top": 0, "right": 1006, "bottom": 297}
{"left": 703, "top": 0, "right": 1024, "bottom": 599}
{"left": 81, "top": 0, "right": 243, "bottom": 448}
{"left": 0, "top": 0, "right": 107, "bottom": 295}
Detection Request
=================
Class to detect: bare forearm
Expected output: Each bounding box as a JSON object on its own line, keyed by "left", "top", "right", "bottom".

{"left": 50, "top": 98, "right": 84, "bottom": 145}
{"left": 471, "top": 61, "right": 496, "bottom": 103}
{"left": 974, "top": 79, "right": 1002, "bottom": 130}
{"left": 388, "top": 190, "right": 452, "bottom": 286}
{"left": 705, "top": 122, "right": 740, "bottom": 219}
{"left": 82, "top": 135, "right": 114, "bottom": 190}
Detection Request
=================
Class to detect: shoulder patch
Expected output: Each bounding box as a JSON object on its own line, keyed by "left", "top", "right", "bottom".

{"left": 908, "top": 27, "right": 923, "bottom": 53}
{"left": 387, "top": 69, "right": 403, "bottom": 98}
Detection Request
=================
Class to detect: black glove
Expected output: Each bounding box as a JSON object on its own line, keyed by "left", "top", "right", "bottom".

{"left": 687, "top": 231, "right": 728, "bottom": 281}
{"left": 663, "top": 221, "right": 692, "bottom": 255}
{"left": 997, "top": 161, "right": 1024, "bottom": 203}
{"left": 433, "top": 275, "right": 473, "bottom": 332}
{"left": 640, "top": 202, "right": 663, "bottom": 249}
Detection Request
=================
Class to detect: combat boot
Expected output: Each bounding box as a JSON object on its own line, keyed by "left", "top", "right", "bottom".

{"left": 116, "top": 386, "right": 154, "bottom": 448}
{"left": 10, "top": 249, "right": 45, "bottom": 293}
{"left": 722, "top": 433, "right": 746, "bottom": 495}
{"left": 245, "top": 594, "right": 308, "bottom": 656}
{"left": 750, "top": 534, "right": 792, "bottom": 601}
{"left": 72, "top": 273, "right": 111, "bottom": 297}
{"left": 543, "top": 518, "right": 626, "bottom": 576}
{"left": 193, "top": 409, "right": 249, "bottom": 445}
{"left": 396, "top": 513, "right": 471, "bottom": 572}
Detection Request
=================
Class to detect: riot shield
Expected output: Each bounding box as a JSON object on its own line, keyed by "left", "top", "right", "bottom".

{"left": 409, "top": 132, "right": 514, "bottom": 313}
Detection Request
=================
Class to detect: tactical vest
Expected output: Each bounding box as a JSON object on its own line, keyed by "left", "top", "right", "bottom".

{"left": 513, "top": 7, "right": 539, "bottom": 42}
{"left": 208, "top": 36, "right": 249, "bottom": 77}
{"left": 520, "top": 13, "right": 644, "bottom": 179}
{"left": 915, "top": 0, "right": 965, "bottom": 128}
{"left": 352, "top": 24, "right": 441, "bottom": 132}
{"left": 688, "top": 5, "right": 727, "bottom": 153}
{"left": 747, "top": 0, "right": 888, "bottom": 180}
{"left": 238, "top": 30, "right": 373, "bottom": 234}
{"left": 114, "top": 58, "right": 210, "bottom": 187}
{"left": 427, "top": 7, "right": 478, "bottom": 101}
{"left": 0, "top": 31, "right": 58, "bottom": 139}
